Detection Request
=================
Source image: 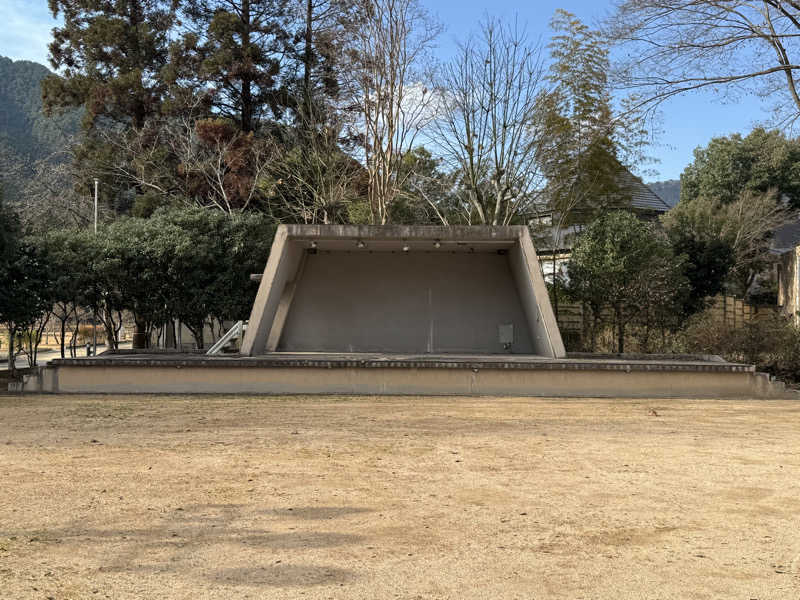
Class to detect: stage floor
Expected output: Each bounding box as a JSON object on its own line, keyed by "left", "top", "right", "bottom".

{"left": 47, "top": 351, "right": 753, "bottom": 372}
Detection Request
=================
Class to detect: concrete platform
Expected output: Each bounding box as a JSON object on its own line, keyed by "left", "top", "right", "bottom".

{"left": 17, "top": 352, "right": 791, "bottom": 398}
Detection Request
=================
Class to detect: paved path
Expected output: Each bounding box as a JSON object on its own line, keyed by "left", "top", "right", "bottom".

{"left": 1, "top": 342, "right": 132, "bottom": 372}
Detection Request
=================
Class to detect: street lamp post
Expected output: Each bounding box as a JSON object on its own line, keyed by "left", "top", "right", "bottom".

{"left": 93, "top": 178, "right": 99, "bottom": 235}
{"left": 92, "top": 178, "right": 99, "bottom": 357}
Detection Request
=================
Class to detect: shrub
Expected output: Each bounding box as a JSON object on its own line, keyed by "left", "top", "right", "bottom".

{"left": 566, "top": 211, "right": 689, "bottom": 353}
{"left": 680, "top": 310, "right": 800, "bottom": 382}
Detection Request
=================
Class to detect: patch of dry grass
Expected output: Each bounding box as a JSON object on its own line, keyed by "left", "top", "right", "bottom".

{"left": 1, "top": 395, "right": 799, "bottom": 599}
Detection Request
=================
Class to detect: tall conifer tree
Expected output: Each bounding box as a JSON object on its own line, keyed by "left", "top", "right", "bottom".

{"left": 43, "top": 0, "right": 179, "bottom": 129}
{"left": 177, "top": 0, "right": 293, "bottom": 132}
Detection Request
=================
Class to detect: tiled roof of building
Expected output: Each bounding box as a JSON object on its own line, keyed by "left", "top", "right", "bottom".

{"left": 617, "top": 169, "right": 672, "bottom": 213}
{"left": 533, "top": 165, "right": 672, "bottom": 253}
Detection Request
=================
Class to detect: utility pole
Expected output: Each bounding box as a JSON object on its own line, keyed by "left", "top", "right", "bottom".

{"left": 93, "top": 178, "right": 99, "bottom": 234}
{"left": 92, "top": 178, "right": 99, "bottom": 357}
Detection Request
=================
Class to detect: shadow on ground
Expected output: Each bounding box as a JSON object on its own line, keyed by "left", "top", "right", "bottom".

{"left": 5, "top": 503, "right": 368, "bottom": 587}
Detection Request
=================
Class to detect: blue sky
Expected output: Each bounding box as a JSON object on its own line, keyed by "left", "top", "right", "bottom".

{"left": 0, "top": 0, "right": 773, "bottom": 181}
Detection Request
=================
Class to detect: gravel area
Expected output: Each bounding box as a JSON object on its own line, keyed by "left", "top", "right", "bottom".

{"left": 1, "top": 395, "right": 799, "bottom": 599}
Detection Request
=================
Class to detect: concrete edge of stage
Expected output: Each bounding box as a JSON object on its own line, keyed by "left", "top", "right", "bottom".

{"left": 13, "top": 351, "right": 794, "bottom": 399}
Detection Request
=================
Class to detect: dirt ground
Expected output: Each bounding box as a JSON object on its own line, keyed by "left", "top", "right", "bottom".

{"left": 1, "top": 395, "right": 799, "bottom": 599}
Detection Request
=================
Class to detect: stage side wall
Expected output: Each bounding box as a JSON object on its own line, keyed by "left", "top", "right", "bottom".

{"left": 278, "top": 252, "right": 536, "bottom": 354}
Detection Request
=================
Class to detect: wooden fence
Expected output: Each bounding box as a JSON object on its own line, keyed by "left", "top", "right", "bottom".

{"left": 554, "top": 302, "right": 592, "bottom": 334}
{"left": 555, "top": 295, "right": 778, "bottom": 335}
{"left": 706, "top": 295, "right": 777, "bottom": 327}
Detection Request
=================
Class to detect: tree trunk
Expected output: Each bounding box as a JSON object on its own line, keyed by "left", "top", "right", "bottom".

{"left": 641, "top": 325, "right": 651, "bottom": 354}
{"left": 303, "top": 0, "right": 313, "bottom": 122}
{"left": 165, "top": 320, "right": 177, "bottom": 349}
{"left": 551, "top": 253, "right": 559, "bottom": 321}
{"left": 128, "top": 0, "right": 146, "bottom": 131}
{"left": 31, "top": 316, "right": 49, "bottom": 367}
{"left": 241, "top": 0, "right": 253, "bottom": 133}
{"left": 104, "top": 306, "right": 120, "bottom": 351}
{"left": 7, "top": 327, "right": 15, "bottom": 379}
{"left": 60, "top": 318, "right": 66, "bottom": 358}
{"left": 186, "top": 321, "right": 205, "bottom": 350}
{"left": 69, "top": 317, "right": 81, "bottom": 358}
{"left": 615, "top": 305, "right": 625, "bottom": 354}
{"left": 132, "top": 318, "right": 148, "bottom": 350}
{"left": 195, "top": 326, "right": 204, "bottom": 350}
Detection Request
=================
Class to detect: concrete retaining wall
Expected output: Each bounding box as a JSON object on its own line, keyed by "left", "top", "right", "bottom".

{"left": 23, "top": 360, "right": 788, "bottom": 399}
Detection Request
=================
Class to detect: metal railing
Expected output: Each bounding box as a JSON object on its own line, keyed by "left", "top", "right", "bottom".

{"left": 206, "top": 321, "right": 246, "bottom": 355}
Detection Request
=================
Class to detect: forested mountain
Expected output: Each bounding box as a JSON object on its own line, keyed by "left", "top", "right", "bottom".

{"left": 646, "top": 179, "right": 680, "bottom": 208}
{"left": 0, "top": 56, "right": 80, "bottom": 199}
{"left": 0, "top": 56, "right": 80, "bottom": 160}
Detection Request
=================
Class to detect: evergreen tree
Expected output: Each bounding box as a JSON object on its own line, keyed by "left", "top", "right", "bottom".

{"left": 0, "top": 187, "right": 17, "bottom": 263}
{"left": 43, "top": 0, "right": 179, "bottom": 129}
{"left": 262, "top": 0, "right": 363, "bottom": 224}
{"left": 287, "top": 0, "right": 358, "bottom": 126}
{"left": 0, "top": 189, "right": 54, "bottom": 376}
{"left": 43, "top": 1, "right": 181, "bottom": 218}
{"left": 680, "top": 128, "right": 800, "bottom": 208}
{"left": 175, "top": 0, "right": 294, "bottom": 132}
{"left": 567, "top": 211, "right": 688, "bottom": 353}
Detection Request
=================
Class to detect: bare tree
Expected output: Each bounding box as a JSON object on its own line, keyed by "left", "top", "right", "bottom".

{"left": 183, "top": 119, "right": 276, "bottom": 213}
{"left": 0, "top": 142, "right": 96, "bottom": 232}
{"left": 105, "top": 113, "right": 276, "bottom": 214}
{"left": 265, "top": 123, "right": 365, "bottom": 224}
{"left": 101, "top": 121, "right": 188, "bottom": 204}
{"left": 606, "top": 1, "right": 800, "bottom": 128}
{"left": 351, "top": 0, "right": 441, "bottom": 224}
{"left": 21, "top": 153, "right": 98, "bottom": 231}
{"left": 20, "top": 312, "right": 51, "bottom": 368}
{"left": 721, "top": 190, "right": 796, "bottom": 292}
{"left": 434, "top": 18, "right": 549, "bottom": 226}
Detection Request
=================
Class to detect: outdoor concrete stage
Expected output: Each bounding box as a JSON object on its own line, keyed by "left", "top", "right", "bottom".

{"left": 15, "top": 225, "right": 792, "bottom": 398}
{"left": 25, "top": 351, "right": 788, "bottom": 398}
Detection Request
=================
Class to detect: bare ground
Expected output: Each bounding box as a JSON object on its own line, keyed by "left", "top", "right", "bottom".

{"left": 1, "top": 395, "right": 799, "bottom": 599}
